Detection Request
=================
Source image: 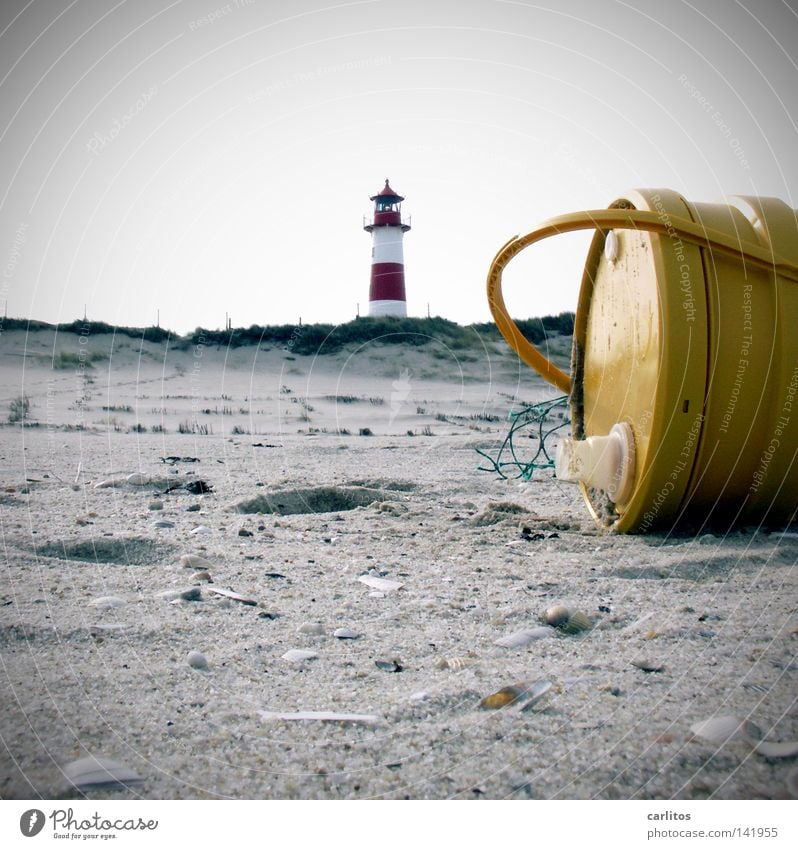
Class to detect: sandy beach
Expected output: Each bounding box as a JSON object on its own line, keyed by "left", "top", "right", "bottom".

{"left": 1, "top": 325, "right": 796, "bottom": 800}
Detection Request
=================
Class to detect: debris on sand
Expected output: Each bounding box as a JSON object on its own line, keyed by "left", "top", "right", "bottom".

{"left": 282, "top": 649, "right": 318, "bottom": 663}
{"left": 259, "top": 711, "right": 378, "bottom": 724}
{"left": 206, "top": 586, "right": 257, "bottom": 605}
{"left": 179, "top": 553, "right": 214, "bottom": 570}
{"left": 62, "top": 755, "right": 142, "bottom": 790}
{"left": 480, "top": 680, "right": 553, "bottom": 711}
{"left": 187, "top": 650, "right": 208, "bottom": 670}
{"left": 357, "top": 575, "right": 403, "bottom": 593}
{"left": 494, "top": 626, "right": 555, "bottom": 648}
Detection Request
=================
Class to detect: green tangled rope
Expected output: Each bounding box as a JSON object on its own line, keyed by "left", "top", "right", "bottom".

{"left": 475, "top": 395, "right": 570, "bottom": 480}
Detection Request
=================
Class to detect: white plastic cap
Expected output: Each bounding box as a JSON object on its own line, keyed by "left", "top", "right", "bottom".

{"left": 555, "top": 422, "right": 636, "bottom": 506}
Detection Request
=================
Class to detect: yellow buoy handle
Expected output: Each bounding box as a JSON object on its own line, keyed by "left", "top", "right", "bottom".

{"left": 487, "top": 208, "right": 798, "bottom": 395}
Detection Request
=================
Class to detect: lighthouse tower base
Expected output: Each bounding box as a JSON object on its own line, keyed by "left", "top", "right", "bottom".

{"left": 369, "top": 299, "right": 407, "bottom": 317}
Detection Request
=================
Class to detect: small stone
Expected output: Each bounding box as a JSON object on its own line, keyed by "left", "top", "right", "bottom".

{"left": 543, "top": 604, "right": 571, "bottom": 628}
{"left": 185, "top": 503, "right": 201, "bottom": 512}
{"left": 333, "top": 628, "right": 359, "bottom": 640}
{"left": 148, "top": 500, "right": 164, "bottom": 511}
{"left": 179, "top": 554, "right": 214, "bottom": 570}
{"left": 191, "top": 526, "right": 212, "bottom": 535}
{"left": 631, "top": 658, "right": 664, "bottom": 673}
{"left": 238, "top": 528, "right": 253, "bottom": 537}
{"left": 297, "top": 622, "right": 324, "bottom": 635}
{"left": 127, "top": 473, "right": 150, "bottom": 486}
{"left": 187, "top": 650, "right": 208, "bottom": 670}
{"left": 375, "top": 659, "right": 403, "bottom": 672}
{"left": 152, "top": 520, "right": 174, "bottom": 529}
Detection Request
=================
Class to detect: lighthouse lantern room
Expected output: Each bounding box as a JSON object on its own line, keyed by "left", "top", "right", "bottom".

{"left": 364, "top": 179, "right": 411, "bottom": 317}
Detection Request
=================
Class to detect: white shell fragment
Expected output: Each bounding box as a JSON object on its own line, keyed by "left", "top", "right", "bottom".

{"left": 88, "top": 596, "right": 127, "bottom": 610}
{"left": 190, "top": 526, "right": 212, "bottom": 535}
{"left": 281, "top": 649, "right": 318, "bottom": 663}
{"left": 259, "top": 711, "right": 378, "bottom": 724}
{"left": 93, "top": 478, "right": 125, "bottom": 489}
{"left": 494, "top": 626, "right": 555, "bottom": 648}
{"left": 180, "top": 554, "right": 214, "bottom": 570}
{"left": 333, "top": 628, "right": 360, "bottom": 640}
{"left": 187, "top": 650, "right": 208, "bottom": 670}
{"left": 753, "top": 740, "right": 798, "bottom": 759}
{"left": 63, "top": 755, "right": 142, "bottom": 789}
{"left": 690, "top": 715, "right": 749, "bottom": 745}
{"left": 435, "top": 656, "right": 475, "bottom": 671}
{"left": 357, "top": 575, "right": 403, "bottom": 593}
{"left": 206, "top": 586, "right": 257, "bottom": 605}
{"left": 519, "top": 679, "right": 554, "bottom": 711}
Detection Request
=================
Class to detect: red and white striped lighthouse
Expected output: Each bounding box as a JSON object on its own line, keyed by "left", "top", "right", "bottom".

{"left": 364, "top": 179, "right": 411, "bottom": 317}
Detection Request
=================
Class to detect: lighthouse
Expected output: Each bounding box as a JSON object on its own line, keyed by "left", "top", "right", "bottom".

{"left": 364, "top": 179, "right": 411, "bottom": 317}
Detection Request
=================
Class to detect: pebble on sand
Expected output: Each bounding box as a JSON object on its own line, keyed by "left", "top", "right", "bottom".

{"left": 180, "top": 554, "right": 214, "bottom": 570}
{"left": 190, "top": 526, "right": 213, "bottom": 535}
{"left": 187, "top": 650, "right": 209, "bottom": 670}
{"left": 157, "top": 587, "right": 202, "bottom": 602}
{"left": 333, "top": 628, "right": 360, "bottom": 639}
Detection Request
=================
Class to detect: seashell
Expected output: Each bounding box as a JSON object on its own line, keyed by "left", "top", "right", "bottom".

{"left": 435, "top": 656, "right": 474, "bottom": 671}
{"left": 206, "top": 586, "right": 257, "bottom": 605}
{"left": 190, "top": 526, "right": 212, "bottom": 535}
{"left": 753, "top": 739, "right": 798, "bottom": 758}
{"left": 479, "top": 685, "right": 526, "bottom": 709}
{"left": 186, "top": 650, "right": 208, "bottom": 670}
{"left": 259, "top": 711, "right": 378, "bottom": 724}
{"left": 93, "top": 478, "right": 125, "bottom": 489}
{"left": 88, "top": 596, "right": 127, "bottom": 609}
{"left": 333, "top": 628, "right": 359, "bottom": 639}
{"left": 281, "top": 649, "right": 318, "bottom": 663}
{"left": 494, "top": 626, "right": 554, "bottom": 648}
{"left": 62, "top": 755, "right": 142, "bottom": 789}
{"left": 157, "top": 586, "right": 202, "bottom": 602}
{"left": 787, "top": 767, "right": 798, "bottom": 799}
{"left": 180, "top": 554, "right": 214, "bottom": 570}
{"left": 562, "top": 611, "right": 593, "bottom": 634}
{"left": 126, "top": 473, "right": 150, "bottom": 486}
{"left": 375, "top": 659, "right": 403, "bottom": 672}
{"left": 690, "top": 715, "right": 748, "bottom": 745}
{"left": 519, "top": 680, "right": 554, "bottom": 712}
{"left": 543, "top": 604, "right": 570, "bottom": 628}
{"left": 358, "top": 575, "right": 403, "bottom": 592}
{"left": 631, "top": 658, "right": 664, "bottom": 673}
{"left": 297, "top": 622, "right": 324, "bottom": 636}
{"left": 190, "top": 570, "right": 213, "bottom": 583}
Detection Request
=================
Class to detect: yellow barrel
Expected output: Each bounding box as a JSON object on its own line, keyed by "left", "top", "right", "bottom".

{"left": 487, "top": 189, "right": 798, "bottom": 532}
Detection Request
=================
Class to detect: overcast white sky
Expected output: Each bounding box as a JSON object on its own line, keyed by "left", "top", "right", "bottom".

{"left": 1, "top": 0, "right": 797, "bottom": 333}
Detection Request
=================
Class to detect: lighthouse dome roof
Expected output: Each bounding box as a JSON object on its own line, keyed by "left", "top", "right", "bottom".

{"left": 370, "top": 178, "right": 404, "bottom": 202}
